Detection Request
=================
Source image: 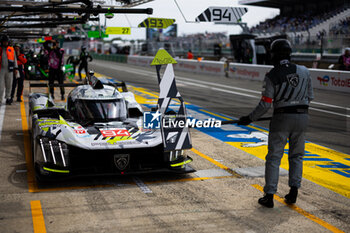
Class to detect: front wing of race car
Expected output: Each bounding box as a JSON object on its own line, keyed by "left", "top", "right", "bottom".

{"left": 32, "top": 136, "right": 194, "bottom": 180}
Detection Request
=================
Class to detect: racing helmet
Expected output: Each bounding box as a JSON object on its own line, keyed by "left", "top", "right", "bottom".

{"left": 270, "top": 39, "right": 292, "bottom": 62}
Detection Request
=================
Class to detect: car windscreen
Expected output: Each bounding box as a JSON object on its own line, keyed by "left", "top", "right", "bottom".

{"left": 75, "top": 99, "right": 127, "bottom": 122}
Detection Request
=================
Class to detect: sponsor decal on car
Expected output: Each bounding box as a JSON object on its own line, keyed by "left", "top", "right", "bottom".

{"left": 100, "top": 128, "right": 131, "bottom": 137}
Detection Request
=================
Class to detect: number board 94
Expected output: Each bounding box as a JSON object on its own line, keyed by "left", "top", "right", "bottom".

{"left": 195, "top": 7, "right": 248, "bottom": 23}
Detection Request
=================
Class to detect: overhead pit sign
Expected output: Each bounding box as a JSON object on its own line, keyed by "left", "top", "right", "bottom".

{"left": 105, "top": 27, "right": 131, "bottom": 35}
{"left": 138, "top": 18, "right": 175, "bottom": 29}
{"left": 195, "top": 7, "right": 248, "bottom": 23}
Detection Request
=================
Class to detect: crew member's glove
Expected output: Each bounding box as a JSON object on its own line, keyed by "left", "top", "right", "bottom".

{"left": 237, "top": 115, "right": 252, "bottom": 125}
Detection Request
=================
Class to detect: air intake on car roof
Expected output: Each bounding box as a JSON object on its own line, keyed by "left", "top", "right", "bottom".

{"left": 87, "top": 70, "right": 104, "bottom": 89}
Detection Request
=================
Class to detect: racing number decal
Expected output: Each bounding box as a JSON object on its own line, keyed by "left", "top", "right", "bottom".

{"left": 100, "top": 129, "right": 131, "bottom": 137}
{"left": 74, "top": 126, "right": 87, "bottom": 135}
{"left": 74, "top": 129, "right": 87, "bottom": 134}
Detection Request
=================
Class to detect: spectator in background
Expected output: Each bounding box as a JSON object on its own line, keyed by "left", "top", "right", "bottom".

{"left": 11, "top": 44, "right": 27, "bottom": 102}
{"left": 66, "top": 55, "right": 80, "bottom": 78}
{"left": 338, "top": 48, "right": 350, "bottom": 71}
{"left": 0, "top": 35, "right": 18, "bottom": 105}
{"left": 44, "top": 40, "right": 65, "bottom": 100}
{"left": 243, "top": 47, "right": 253, "bottom": 64}
{"left": 187, "top": 50, "right": 194, "bottom": 59}
{"left": 78, "top": 46, "right": 92, "bottom": 81}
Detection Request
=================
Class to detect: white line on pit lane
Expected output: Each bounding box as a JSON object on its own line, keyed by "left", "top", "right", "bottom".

{"left": 0, "top": 102, "right": 6, "bottom": 142}
{"left": 133, "top": 177, "right": 152, "bottom": 194}
{"left": 92, "top": 62, "right": 350, "bottom": 117}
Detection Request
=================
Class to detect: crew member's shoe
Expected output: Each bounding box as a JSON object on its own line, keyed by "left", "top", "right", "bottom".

{"left": 6, "top": 99, "right": 12, "bottom": 105}
{"left": 17, "top": 97, "right": 22, "bottom": 102}
{"left": 61, "top": 95, "right": 65, "bottom": 100}
{"left": 285, "top": 187, "right": 298, "bottom": 204}
{"left": 258, "top": 194, "right": 274, "bottom": 208}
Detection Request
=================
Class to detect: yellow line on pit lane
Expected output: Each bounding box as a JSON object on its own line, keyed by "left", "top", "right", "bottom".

{"left": 252, "top": 184, "right": 345, "bottom": 233}
{"left": 190, "top": 148, "right": 241, "bottom": 178}
{"left": 30, "top": 200, "right": 47, "bottom": 233}
{"left": 20, "top": 96, "right": 38, "bottom": 192}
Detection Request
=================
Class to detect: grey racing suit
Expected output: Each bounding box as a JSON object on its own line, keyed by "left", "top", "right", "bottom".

{"left": 248, "top": 59, "right": 314, "bottom": 194}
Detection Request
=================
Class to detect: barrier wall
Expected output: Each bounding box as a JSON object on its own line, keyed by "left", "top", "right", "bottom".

{"left": 310, "top": 69, "right": 350, "bottom": 93}
{"left": 127, "top": 56, "right": 226, "bottom": 76}
{"left": 174, "top": 59, "right": 226, "bottom": 76}
{"left": 126, "top": 55, "right": 350, "bottom": 93}
{"left": 228, "top": 63, "right": 350, "bottom": 93}
{"left": 228, "top": 63, "right": 271, "bottom": 81}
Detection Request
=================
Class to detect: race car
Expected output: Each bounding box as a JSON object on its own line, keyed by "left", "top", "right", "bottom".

{"left": 28, "top": 73, "right": 194, "bottom": 180}
{"left": 25, "top": 53, "right": 49, "bottom": 80}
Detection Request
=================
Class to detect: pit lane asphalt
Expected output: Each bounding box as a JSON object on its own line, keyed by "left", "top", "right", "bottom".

{"left": 89, "top": 60, "right": 350, "bottom": 154}
{"left": 0, "top": 61, "right": 349, "bottom": 233}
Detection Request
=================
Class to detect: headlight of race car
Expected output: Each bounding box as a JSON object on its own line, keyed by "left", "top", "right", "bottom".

{"left": 28, "top": 66, "right": 32, "bottom": 71}
{"left": 35, "top": 137, "right": 69, "bottom": 168}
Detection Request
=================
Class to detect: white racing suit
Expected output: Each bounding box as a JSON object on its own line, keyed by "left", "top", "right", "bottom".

{"left": 248, "top": 60, "right": 314, "bottom": 194}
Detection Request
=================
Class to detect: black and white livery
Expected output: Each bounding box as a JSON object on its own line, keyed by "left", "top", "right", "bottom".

{"left": 28, "top": 70, "right": 194, "bottom": 180}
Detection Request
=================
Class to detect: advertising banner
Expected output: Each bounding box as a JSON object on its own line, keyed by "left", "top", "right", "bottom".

{"left": 309, "top": 69, "right": 350, "bottom": 93}
{"left": 127, "top": 56, "right": 350, "bottom": 93}
{"left": 228, "top": 63, "right": 272, "bottom": 81}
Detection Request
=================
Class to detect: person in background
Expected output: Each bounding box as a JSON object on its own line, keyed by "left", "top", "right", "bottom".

{"left": 187, "top": 50, "right": 194, "bottom": 59}
{"left": 44, "top": 40, "right": 65, "bottom": 100}
{"left": 0, "top": 35, "right": 18, "bottom": 105}
{"left": 78, "top": 46, "right": 92, "bottom": 81}
{"left": 11, "top": 44, "right": 27, "bottom": 102}
{"left": 66, "top": 55, "right": 80, "bottom": 78}
{"left": 338, "top": 48, "right": 350, "bottom": 71}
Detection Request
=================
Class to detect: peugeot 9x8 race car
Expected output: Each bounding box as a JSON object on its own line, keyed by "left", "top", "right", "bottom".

{"left": 28, "top": 75, "right": 194, "bottom": 180}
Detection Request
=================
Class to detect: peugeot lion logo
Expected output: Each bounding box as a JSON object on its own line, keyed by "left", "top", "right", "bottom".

{"left": 287, "top": 73, "right": 300, "bottom": 88}
{"left": 114, "top": 154, "right": 130, "bottom": 170}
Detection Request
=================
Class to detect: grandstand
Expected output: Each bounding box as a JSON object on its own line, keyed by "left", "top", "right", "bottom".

{"left": 240, "top": 0, "right": 350, "bottom": 36}
{"left": 239, "top": 0, "right": 350, "bottom": 54}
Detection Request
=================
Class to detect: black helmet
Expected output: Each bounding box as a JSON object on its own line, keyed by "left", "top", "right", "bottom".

{"left": 271, "top": 39, "right": 292, "bottom": 56}
{"left": 1, "top": 35, "right": 9, "bottom": 42}
{"left": 270, "top": 39, "right": 292, "bottom": 63}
